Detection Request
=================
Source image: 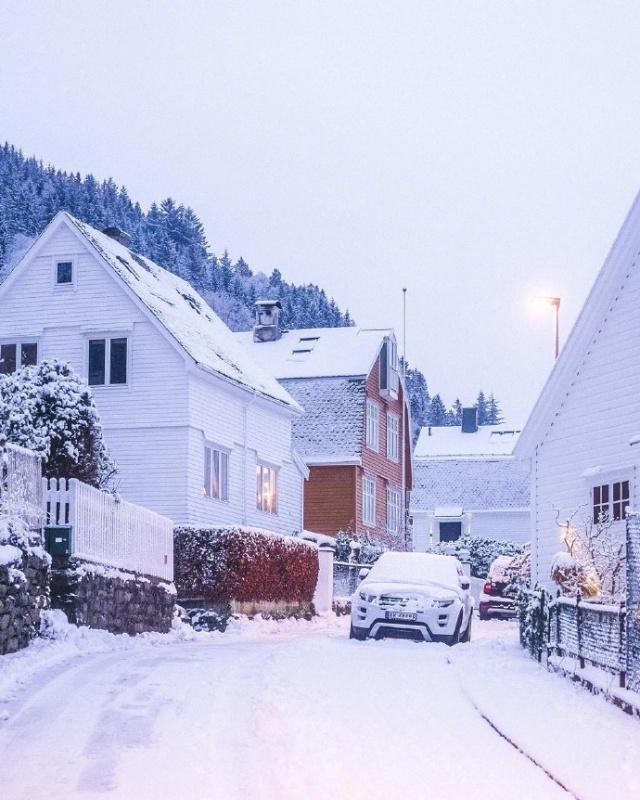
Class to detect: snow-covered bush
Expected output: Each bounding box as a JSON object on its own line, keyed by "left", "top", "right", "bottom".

{"left": 517, "top": 589, "right": 549, "bottom": 658}
{"left": 174, "top": 526, "right": 319, "bottom": 605}
{"left": 334, "top": 530, "right": 385, "bottom": 564}
{"left": 552, "top": 508, "right": 625, "bottom": 601}
{"left": 0, "top": 360, "right": 116, "bottom": 488}
{"left": 428, "top": 535, "right": 524, "bottom": 578}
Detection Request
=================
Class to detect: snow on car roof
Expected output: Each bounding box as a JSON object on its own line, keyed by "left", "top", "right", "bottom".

{"left": 63, "top": 213, "right": 299, "bottom": 410}
{"left": 235, "top": 326, "right": 392, "bottom": 380}
{"left": 367, "top": 552, "right": 461, "bottom": 590}
{"left": 414, "top": 424, "right": 522, "bottom": 459}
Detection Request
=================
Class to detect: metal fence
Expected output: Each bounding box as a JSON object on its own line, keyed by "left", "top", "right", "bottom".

{"left": 0, "top": 441, "right": 43, "bottom": 531}
{"left": 44, "top": 478, "right": 174, "bottom": 581}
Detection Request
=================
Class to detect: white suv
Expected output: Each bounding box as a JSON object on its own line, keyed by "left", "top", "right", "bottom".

{"left": 350, "top": 552, "right": 473, "bottom": 644}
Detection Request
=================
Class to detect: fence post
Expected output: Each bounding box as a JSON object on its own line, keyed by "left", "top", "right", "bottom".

{"left": 576, "top": 593, "right": 585, "bottom": 670}
{"left": 538, "top": 589, "right": 546, "bottom": 663}
{"left": 313, "top": 544, "right": 334, "bottom": 615}
{"left": 620, "top": 601, "right": 627, "bottom": 689}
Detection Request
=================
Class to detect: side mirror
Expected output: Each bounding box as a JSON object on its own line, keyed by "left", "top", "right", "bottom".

{"left": 358, "top": 567, "right": 370, "bottom": 580}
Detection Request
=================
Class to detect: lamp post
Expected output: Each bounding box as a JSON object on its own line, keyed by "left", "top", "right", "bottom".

{"left": 535, "top": 296, "right": 561, "bottom": 360}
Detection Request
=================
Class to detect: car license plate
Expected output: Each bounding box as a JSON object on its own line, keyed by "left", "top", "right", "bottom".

{"left": 386, "top": 611, "right": 417, "bottom": 621}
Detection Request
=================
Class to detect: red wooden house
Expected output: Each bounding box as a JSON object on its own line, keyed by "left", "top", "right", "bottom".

{"left": 237, "top": 303, "right": 413, "bottom": 549}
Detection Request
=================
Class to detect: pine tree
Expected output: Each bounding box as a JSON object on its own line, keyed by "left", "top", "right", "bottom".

{"left": 427, "top": 394, "right": 448, "bottom": 426}
{"left": 486, "top": 393, "right": 504, "bottom": 425}
{"left": 476, "top": 390, "right": 488, "bottom": 426}
{"left": 449, "top": 398, "right": 463, "bottom": 426}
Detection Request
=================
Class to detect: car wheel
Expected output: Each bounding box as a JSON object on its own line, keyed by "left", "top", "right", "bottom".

{"left": 478, "top": 610, "right": 490, "bottom": 621}
{"left": 349, "top": 624, "right": 368, "bottom": 641}
{"left": 447, "top": 612, "right": 464, "bottom": 646}
{"left": 459, "top": 612, "right": 472, "bottom": 643}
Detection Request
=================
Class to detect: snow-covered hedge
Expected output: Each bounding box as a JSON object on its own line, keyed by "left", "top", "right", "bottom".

{"left": 334, "top": 530, "right": 385, "bottom": 565}
{"left": 428, "top": 535, "right": 524, "bottom": 578}
{"left": 174, "top": 526, "right": 319, "bottom": 605}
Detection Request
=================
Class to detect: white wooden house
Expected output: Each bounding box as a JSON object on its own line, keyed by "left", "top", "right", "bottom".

{"left": 411, "top": 408, "right": 529, "bottom": 549}
{"left": 515, "top": 191, "right": 640, "bottom": 589}
{"left": 0, "top": 212, "right": 307, "bottom": 534}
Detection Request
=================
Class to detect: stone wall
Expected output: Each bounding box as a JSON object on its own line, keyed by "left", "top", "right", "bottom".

{"left": 0, "top": 547, "right": 50, "bottom": 655}
{"left": 51, "top": 558, "right": 175, "bottom": 635}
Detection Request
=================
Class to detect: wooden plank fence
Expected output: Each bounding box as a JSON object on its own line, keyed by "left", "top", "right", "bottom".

{"left": 44, "top": 478, "right": 174, "bottom": 582}
{"left": 0, "top": 441, "right": 43, "bottom": 530}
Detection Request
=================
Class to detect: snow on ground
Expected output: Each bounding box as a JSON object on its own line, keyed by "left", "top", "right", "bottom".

{"left": 0, "top": 613, "right": 638, "bottom": 800}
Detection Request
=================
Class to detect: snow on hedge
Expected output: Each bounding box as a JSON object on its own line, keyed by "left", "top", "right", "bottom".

{"left": 174, "top": 526, "right": 319, "bottom": 604}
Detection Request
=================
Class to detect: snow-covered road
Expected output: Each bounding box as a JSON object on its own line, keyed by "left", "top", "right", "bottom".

{"left": 1, "top": 616, "right": 639, "bottom": 800}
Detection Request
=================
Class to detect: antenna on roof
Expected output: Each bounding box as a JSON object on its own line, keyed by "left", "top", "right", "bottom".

{"left": 402, "top": 287, "right": 407, "bottom": 378}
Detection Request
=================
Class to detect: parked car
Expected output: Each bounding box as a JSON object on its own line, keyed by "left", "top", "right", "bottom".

{"left": 350, "top": 552, "right": 473, "bottom": 644}
{"left": 478, "top": 555, "right": 517, "bottom": 620}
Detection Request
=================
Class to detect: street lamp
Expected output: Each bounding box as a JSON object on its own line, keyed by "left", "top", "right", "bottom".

{"left": 534, "top": 296, "right": 561, "bottom": 360}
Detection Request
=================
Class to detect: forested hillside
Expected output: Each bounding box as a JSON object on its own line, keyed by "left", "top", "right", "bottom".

{"left": 0, "top": 143, "right": 504, "bottom": 431}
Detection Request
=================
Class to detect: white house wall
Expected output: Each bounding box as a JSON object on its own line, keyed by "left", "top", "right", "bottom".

{"left": 529, "top": 255, "right": 640, "bottom": 589}
{"left": 411, "top": 509, "right": 529, "bottom": 551}
{"left": 0, "top": 221, "right": 304, "bottom": 533}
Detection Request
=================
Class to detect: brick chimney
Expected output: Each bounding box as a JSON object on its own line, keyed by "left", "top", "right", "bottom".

{"left": 102, "top": 226, "right": 132, "bottom": 249}
{"left": 253, "top": 299, "right": 283, "bottom": 343}
{"left": 461, "top": 407, "right": 478, "bottom": 434}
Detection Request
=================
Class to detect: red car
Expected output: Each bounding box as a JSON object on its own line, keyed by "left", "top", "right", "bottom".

{"left": 478, "top": 555, "right": 517, "bottom": 620}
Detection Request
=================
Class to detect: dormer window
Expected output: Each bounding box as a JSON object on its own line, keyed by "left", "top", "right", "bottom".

{"left": 56, "top": 261, "right": 73, "bottom": 285}
{"left": 379, "top": 337, "right": 399, "bottom": 397}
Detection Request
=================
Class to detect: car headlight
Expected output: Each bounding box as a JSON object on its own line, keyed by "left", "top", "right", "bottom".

{"left": 433, "top": 599, "right": 455, "bottom": 608}
{"left": 359, "top": 591, "right": 377, "bottom": 603}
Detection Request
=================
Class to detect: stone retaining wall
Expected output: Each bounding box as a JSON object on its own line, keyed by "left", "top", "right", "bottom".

{"left": 0, "top": 548, "right": 50, "bottom": 655}
{"left": 52, "top": 558, "right": 175, "bottom": 635}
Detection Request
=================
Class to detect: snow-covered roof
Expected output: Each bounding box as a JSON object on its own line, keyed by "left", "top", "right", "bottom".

{"left": 411, "top": 458, "right": 530, "bottom": 511}
{"left": 61, "top": 214, "right": 298, "bottom": 410}
{"left": 281, "top": 376, "right": 366, "bottom": 460}
{"left": 414, "top": 424, "right": 522, "bottom": 459}
{"left": 234, "top": 326, "right": 392, "bottom": 379}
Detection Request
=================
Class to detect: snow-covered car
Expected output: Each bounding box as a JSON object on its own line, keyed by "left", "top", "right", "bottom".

{"left": 350, "top": 552, "right": 473, "bottom": 644}
{"left": 478, "top": 555, "right": 517, "bottom": 620}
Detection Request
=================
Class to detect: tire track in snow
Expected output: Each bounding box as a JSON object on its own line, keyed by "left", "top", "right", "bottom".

{"left": 446, "top": 656, "right": 583, "bottom": 800}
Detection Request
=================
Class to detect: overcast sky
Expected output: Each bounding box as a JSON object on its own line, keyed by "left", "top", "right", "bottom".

{"left": 2, "top": 1, "right": 640, "bottom": 422}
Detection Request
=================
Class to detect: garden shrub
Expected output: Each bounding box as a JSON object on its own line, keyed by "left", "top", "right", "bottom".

{"left": 174, "top": 526, "right": 319, "bottom": 605}
{"left": 428, "top": 535, "right": 524, "bottom": 578}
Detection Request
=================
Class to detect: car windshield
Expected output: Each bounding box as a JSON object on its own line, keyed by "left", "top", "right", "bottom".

{"left": 365, "top": 553, "right": 461, "bottom": 590}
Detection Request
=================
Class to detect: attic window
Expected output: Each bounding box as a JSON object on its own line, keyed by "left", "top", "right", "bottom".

{"left": 56, "top": 261, "right": 73, "bottom": 285}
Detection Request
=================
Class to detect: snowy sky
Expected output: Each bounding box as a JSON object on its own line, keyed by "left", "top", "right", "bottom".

{"left": 3, "top": 1, "right": 640, "bottom": 422}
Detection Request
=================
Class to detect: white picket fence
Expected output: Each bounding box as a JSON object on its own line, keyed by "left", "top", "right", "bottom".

{"left": 1, "top": 442, "right": 43, "bottom": 530}
{"left": 43, "top": 478, "right": 174, "bottom": 582}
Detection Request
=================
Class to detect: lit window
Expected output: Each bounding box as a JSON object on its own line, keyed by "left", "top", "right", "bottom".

{"left": 88, "top": 337, "right": 128, "bottom": 386}
{"left": 0, "top": 342, "right": 38, "bottom": 374}
{"left": 56, "top": 261, "right": 73, "bottom": 284}
{"left": 257, "top": 463, "right": 278, "bottom": 514}
{"left": 387, "top": 413, "right": 400, "bottom": 461}
{"left": 362, "top": 475, "right": 376, "bottom": 526}
{"left": 366, "top": 400, "right": 379, "bottom": 450}
{"left": 387, "top": 488, "right": 401, "bottom": 533}
{"left": 204, "top": 445, "right": 229, "bottom": 501}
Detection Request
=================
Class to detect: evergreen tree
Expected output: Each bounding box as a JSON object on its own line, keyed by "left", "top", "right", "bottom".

{"left": 427, "top": 394, "right": 448, "bottom": 426}
{"left": 0, "top": 360, "right": 116, "bottom": 487}
{"left": 449, "top": 398, "right": 463, "bottom": 426}
{"left": 486, "top": 393, "right": 504, "bottom": 425}
{"left": 476, "top": 390, "right": 488, "bottom": 426}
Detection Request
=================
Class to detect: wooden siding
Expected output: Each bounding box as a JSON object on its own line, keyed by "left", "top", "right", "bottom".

{"left": 0, "top": 220, "right": 303, "bottom": 532}
{"left": 529, "top": 255, "right": 640, "bottom": 588}
{"left": 303, "top": 465, "right": 357, "bottom": 536}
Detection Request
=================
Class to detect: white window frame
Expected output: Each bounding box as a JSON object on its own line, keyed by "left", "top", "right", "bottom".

{"left": 0, "top": 340, "right": 39, "bottom": 374}
{"left": 387, "top": 487, "right": 401, "bottom": 534}
{"left": 86, "top": 335, "right": 130, "bottom": 387}
{"left": 204, "top": 443, "right": 230, "bottom": 502}
{"left": 592, "top": 479, "right": 630, "bottom": 525}
{"left": 52, "top": 256, "right": 77, "bottom": 289}
{"left": 362, "top": 475, "right": 376, "bottom": 526}
{"left": 256, "top": 462, "right": 278, "bottom": 514}
{"left": 386, "top": 412, "right": 400, "bottom": 461}
{"left": 366, "top": 399, "right": 380, "bottom": 451}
